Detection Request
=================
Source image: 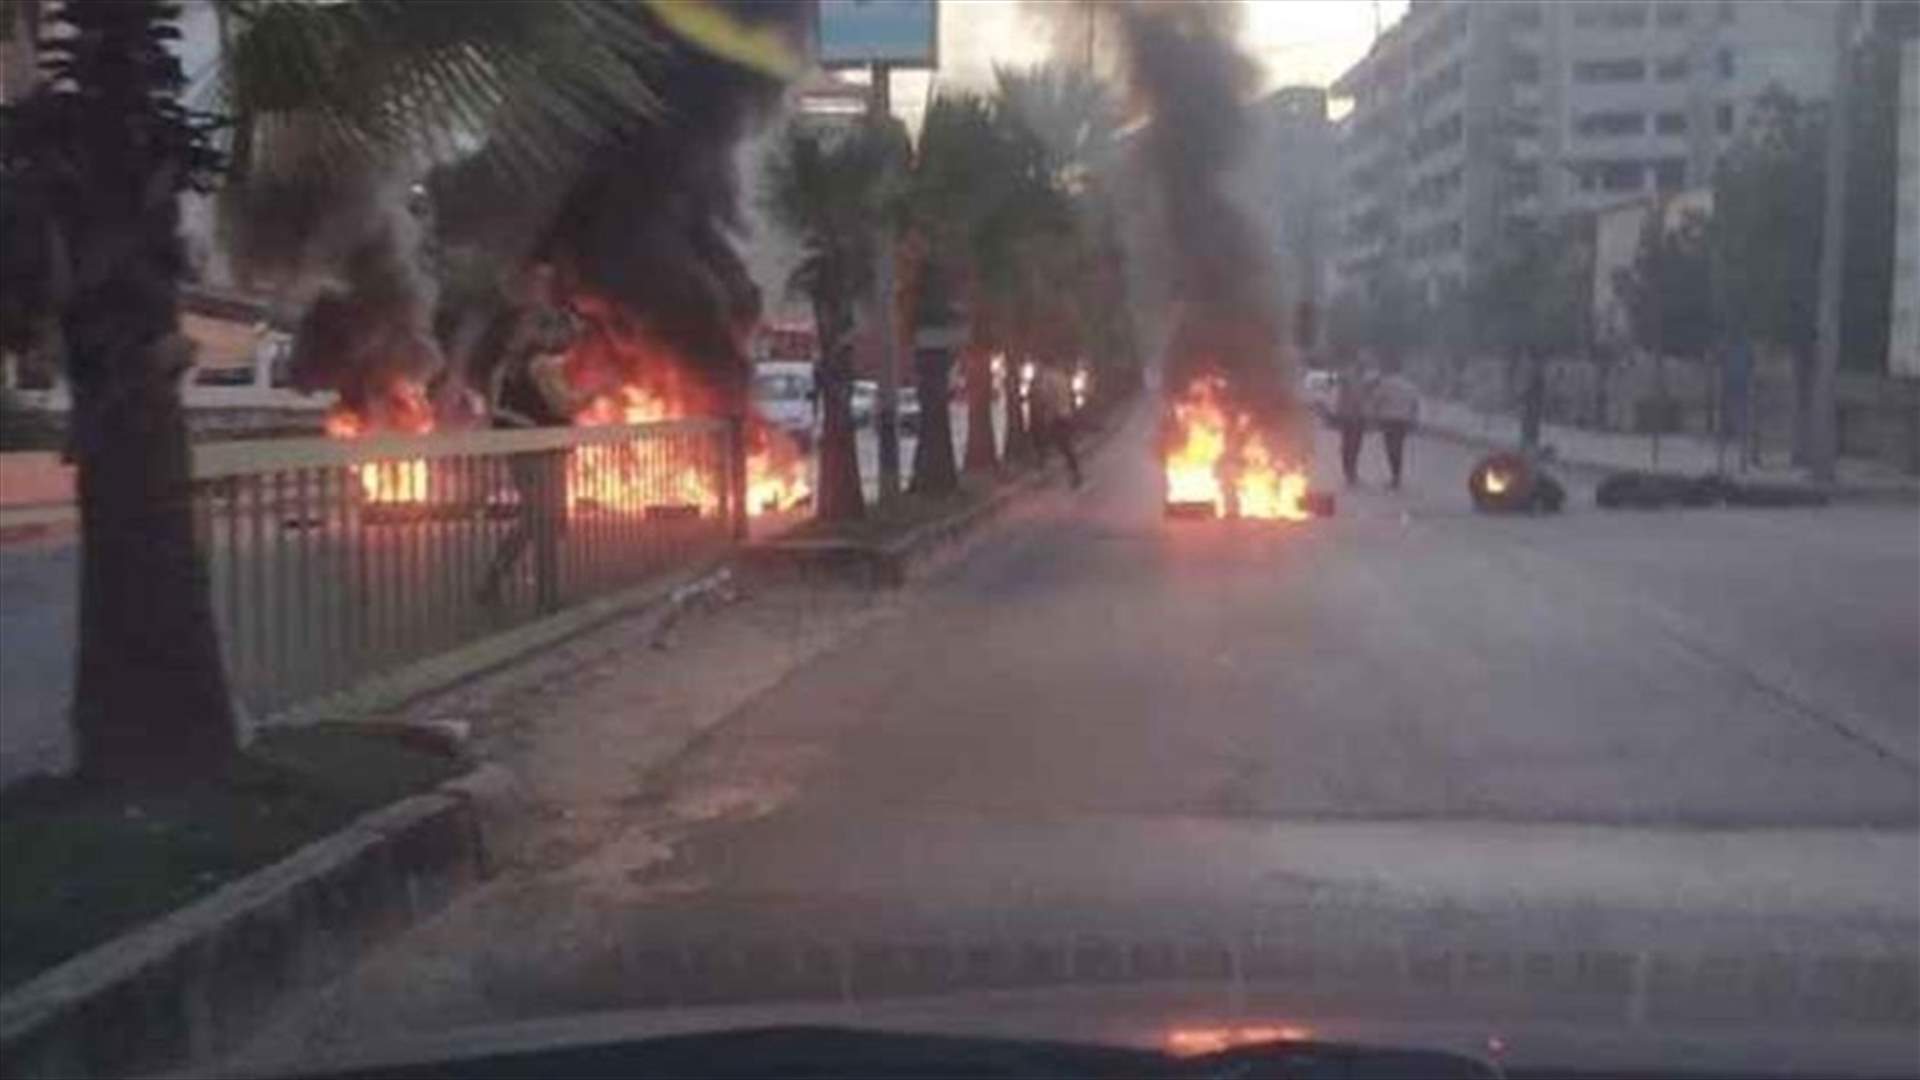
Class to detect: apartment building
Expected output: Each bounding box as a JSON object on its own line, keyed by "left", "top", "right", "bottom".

{"left": 1237, "top": 86, "right": 1338, "bottom": 349}
{"left": 1331, "top": 0, "right": 1836, "bottom": 302}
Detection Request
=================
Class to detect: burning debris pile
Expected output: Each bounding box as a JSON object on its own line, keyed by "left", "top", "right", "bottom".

{"left": 1112, "top": 4, "right": 1319, "bottom": 519}
{"left": 301, "top": 1, "right": 813, "bottom": 522}
{"left": 1163, "top": 377, "right": 1309, "bottom": 520}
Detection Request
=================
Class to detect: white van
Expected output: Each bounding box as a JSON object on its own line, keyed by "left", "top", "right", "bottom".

{"left": 752, "top": 361, "right": 817, "bottom": 446}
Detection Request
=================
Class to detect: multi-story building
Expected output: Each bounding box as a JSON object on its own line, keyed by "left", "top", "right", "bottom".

{"left": 1238, "top": 86, "right": 1337, "bottom": 350}
{"left": 1892, "top": 38, "right": 1919, "bottom": 377}
{"left": 1331, "top": 0, "right": 1837, "bottom": 304}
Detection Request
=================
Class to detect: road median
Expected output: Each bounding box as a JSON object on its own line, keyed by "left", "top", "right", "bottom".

{"left": 741, "top": 400, "right": 1137, "bottom": 588}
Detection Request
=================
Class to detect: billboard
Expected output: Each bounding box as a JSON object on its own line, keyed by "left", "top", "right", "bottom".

{"left": 816, "top": 0, "right": 937, "bottom": 68}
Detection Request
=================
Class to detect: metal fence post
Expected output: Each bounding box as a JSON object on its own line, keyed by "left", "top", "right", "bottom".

{"left": 728, "top": 414, "right": 748, "bottom": 542}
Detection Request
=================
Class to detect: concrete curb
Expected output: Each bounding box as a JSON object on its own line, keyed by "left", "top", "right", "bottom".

{"left": 0, "top": 762, "right": 511, "bottom": 1080}
{"left": 739, "top": 400, "right": 1137, "bottom": 588}
{"left": 1419, "top": 421, "right": 1920, "bottom": 506}
{"left": 0, "top": 503, "right": 77, "bottom": 548}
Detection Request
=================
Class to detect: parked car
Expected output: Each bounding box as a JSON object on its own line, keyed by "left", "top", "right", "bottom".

{"left": 752, "top": 361, "right": 816, "bottom": 446}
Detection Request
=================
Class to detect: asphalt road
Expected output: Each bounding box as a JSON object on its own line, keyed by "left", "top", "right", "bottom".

{"left": 230, "top": 407, "right": 1920, "bottom": 1077}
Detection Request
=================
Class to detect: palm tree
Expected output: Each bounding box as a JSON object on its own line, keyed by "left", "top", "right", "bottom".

{"left": 992, "top": 63, "right": 1120, "bottom": 198}
{"left": 764, "top": 116, "right": 904, "bottom": 522}
{"left": 901, "top": 92, "right": 1017, "bottom": 481}
{"left": 0, "top": 0, "right": 672, "bottom": 783}
{"left": 992, "top": 63, "right": 1136, "bottom": 406}
{"left": 1, "top": 0, "right": 232, "bottom": 782}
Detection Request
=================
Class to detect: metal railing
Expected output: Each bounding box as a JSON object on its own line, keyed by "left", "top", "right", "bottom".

{"left": 191, "top": 419, "right": 738, "bottom": 722}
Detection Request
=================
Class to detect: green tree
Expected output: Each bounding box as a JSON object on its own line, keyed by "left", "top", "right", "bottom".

{"left": 764, "top": 117, "right": 904, "bottom": 522}
{"left": 1326, "top": 263, "right": 1424, "bottom": 368}
{"left": 1615, "top": 208, "right": 1715, "bottom": 363}
{"left": 0, "top": 0, "right": 668, "bottom": 782}
{"left": 985, "top": 64, "right": 1114, "bottom": 467}
{"left": 900, "top": 92, "right": 1009, "bottom": 486}
{"left": 1469, "top": 216, "right": 1590, "bottom": 447}
{"left": 1713, "top": 90, "right": 1823, "bottom": 459}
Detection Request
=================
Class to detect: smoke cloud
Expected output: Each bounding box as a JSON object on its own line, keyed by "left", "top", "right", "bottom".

{"left": 531, "top": 1, "right": 805, "bottom": 407}
{"left": 1113, "top": 2, "right": 1297, "bottom": 426}
{"left": 281, "top": 177, "right": 444, "bottom": 415}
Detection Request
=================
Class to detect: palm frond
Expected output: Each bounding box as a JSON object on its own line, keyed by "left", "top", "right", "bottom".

{"left": 219, "top": 0, "right": 664, "bottom": 185}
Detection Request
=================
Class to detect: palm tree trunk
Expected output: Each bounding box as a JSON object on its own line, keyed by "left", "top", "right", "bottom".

{"left": 909, "top": 345, "right": 958, "bottom": 495}
{"left": 70, "top": 335, "right": 238, "bottom": 782}
{"left": 813, "top": 302, "right": 865, "bottom": 522}
{"left": 962, "top": 338, "right": 998, "bottom": 474}
{"left": 39, "top": 0, "right": 238, "bottom": 783}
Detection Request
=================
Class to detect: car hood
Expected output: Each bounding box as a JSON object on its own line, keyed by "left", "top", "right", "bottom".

{"left": 228, "top": 981, "right": 1916, "bottom": 1079}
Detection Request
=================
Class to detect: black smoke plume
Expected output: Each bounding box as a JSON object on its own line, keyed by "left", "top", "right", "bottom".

{"left": 525, "top": 2, "right": 806, "bottom": 409}
{"left": 1113, "top": 4, "right": 1301, "bottom": 434}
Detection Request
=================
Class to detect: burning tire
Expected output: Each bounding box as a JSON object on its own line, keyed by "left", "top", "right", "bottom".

{"left": 1469, "top": 452, "right": 1564, "bottom": 514}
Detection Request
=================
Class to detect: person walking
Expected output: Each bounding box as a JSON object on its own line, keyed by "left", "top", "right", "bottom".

{"left": 1029, "top": 360, "right": 1081, "bottom": 489}
{"left": 1332, "top": 367, "right": 1371, "bottom": 487}
{"left": 477, "top": 288, "right": 584, "bottom": 612}
{"left": 1372, "top": 366, "right": 1421, "bottom": 489}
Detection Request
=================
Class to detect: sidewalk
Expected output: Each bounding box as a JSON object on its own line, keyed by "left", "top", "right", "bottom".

{"left": 0, "top": 452, "right": 76, "bottom": 546}
{"left": 1419, "top": 396, "right": 1920, "bottom": 502}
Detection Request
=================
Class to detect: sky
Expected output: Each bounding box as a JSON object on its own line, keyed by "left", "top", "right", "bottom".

{"left": 915, "top": 0, "right": 1407, "bottom": 115}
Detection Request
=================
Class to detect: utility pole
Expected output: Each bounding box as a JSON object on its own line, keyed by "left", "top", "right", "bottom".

{"left": 1810, "top": 0, "right": 1860, "bottom": 484}
{"left": 871, "top": 60, "right": 902, "bottom": 502}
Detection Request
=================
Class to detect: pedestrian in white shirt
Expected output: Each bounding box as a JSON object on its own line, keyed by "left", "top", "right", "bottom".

{"left": 1371, "top": 368, "right": 1421, "bottom": 489}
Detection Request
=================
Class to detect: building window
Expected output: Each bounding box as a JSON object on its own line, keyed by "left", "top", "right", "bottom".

{"left": 1509, "top": 52, "right": 1542, "bottom": 83}
{"left": 1717, "top": 102, "right": 1735, "bottom": 133}
{"left": 1656, "top": 2, "right": 1689, "bottom": 26}
{"left": 1656, "top": 56, "right": 1690, "bottom": 81}
{"left": 1655, "top": 111, "right": 1688, "bottom": 134}
{"left": 1717, "top": 49, "right": 1734, "bottom": 78}
{"left": 1574, "top": 58, "right": 1647, "bottom": 83}
{"left": 1507, "top": 162, "right": 1542, "bottom": 198}
{"left": 1508, "top": 2, "right": 1543, "bottom": 29}
{"left": 1717, "top": 0, "right": 1736, "bottom": 24}
{"left": 1577, "top": 110, "right": 1647, "bottom": 137}
{"left": 1653, "top": 159, "right": 1687, "bottom": 188}
{"left": 1598, "top": 161, "right": 1643, "bottom": 191}
{"left": 1574, "top": 2, "right": 1650, "bottom": 30}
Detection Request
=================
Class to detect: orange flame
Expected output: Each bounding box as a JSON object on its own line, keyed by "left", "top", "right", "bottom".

{"left": 1164, "top": 377, "right": 1309, "bottom": 521}
{"left": 568, "top": 384, "right": 716, "bottom": 514}
{"left": 565, "top": 316, "right": 812, "bottom": 517}
{"left": 320, "top": 311, "right": 816, "bottom": 522}
{"left": 323, "top": 379, "right": 434, "bottom": 504}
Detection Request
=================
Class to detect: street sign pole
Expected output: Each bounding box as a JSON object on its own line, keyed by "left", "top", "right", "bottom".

{"left": 872, "top": 60, "right": 902, "bottom": 503}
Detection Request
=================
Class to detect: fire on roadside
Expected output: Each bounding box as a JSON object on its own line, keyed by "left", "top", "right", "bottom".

{"left": 568, "top": 380, "right": 812, "bottom": 517}
{"left": 323, "top": 379, "right": 434, "bottom": 505}
{"left": 321, "top": 333, "right": 813, "bottom": 520}
{"left": 1163, "top": 377, "right": 1309, "bottom": 521}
